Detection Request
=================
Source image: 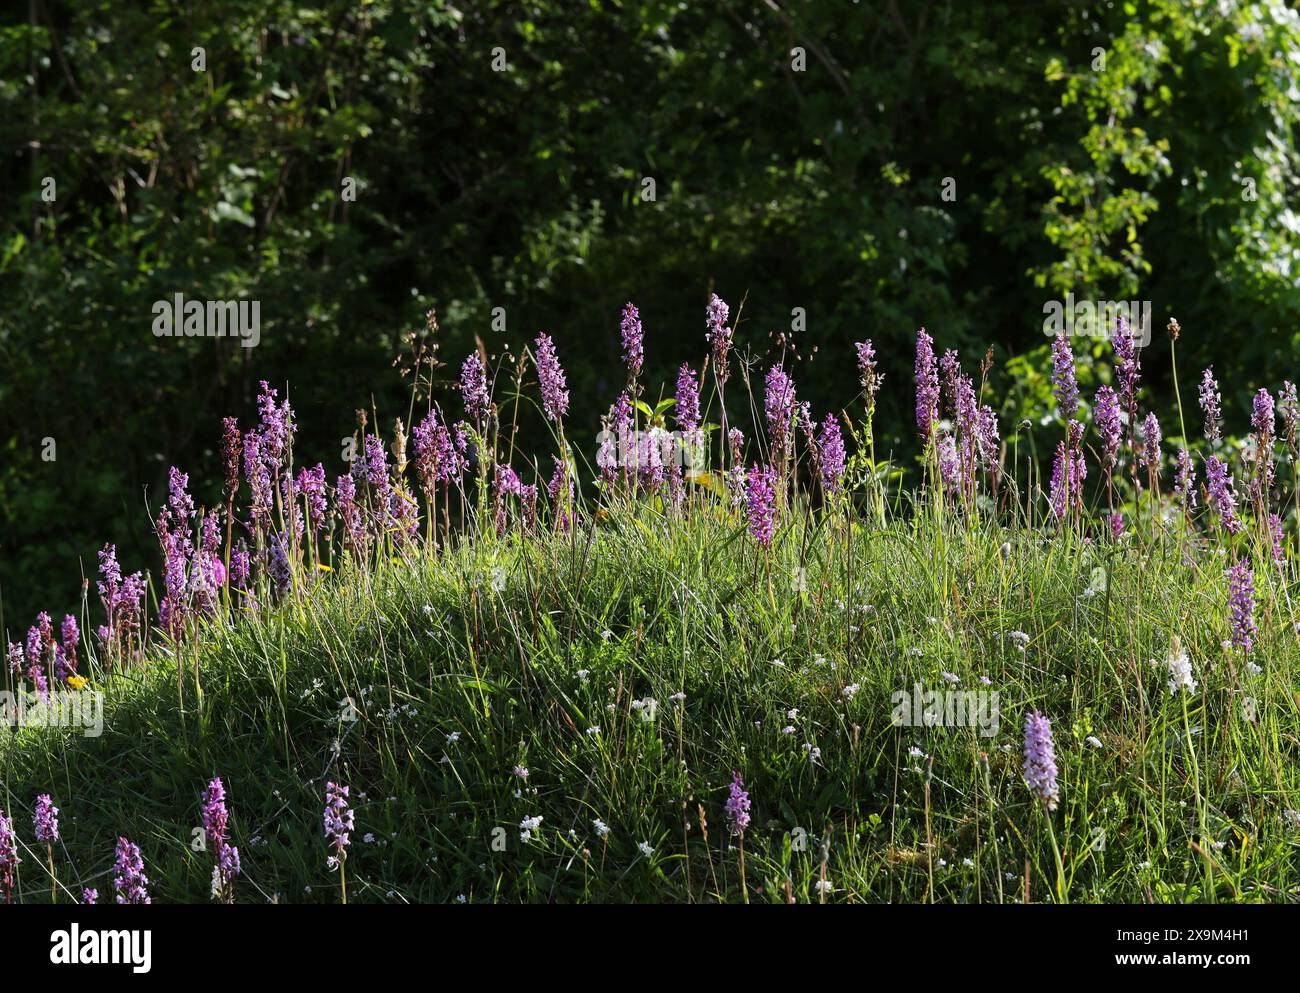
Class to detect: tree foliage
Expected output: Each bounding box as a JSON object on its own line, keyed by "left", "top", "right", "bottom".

{"left": 2, "top": 0, "right": 1298, "bottom": 620}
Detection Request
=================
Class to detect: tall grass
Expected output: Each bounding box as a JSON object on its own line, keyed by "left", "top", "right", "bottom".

{"left": 2, "top": 308, "right": 1299, "bottom": 903}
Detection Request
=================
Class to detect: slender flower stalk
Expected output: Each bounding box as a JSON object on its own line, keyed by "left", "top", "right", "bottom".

{"left": 534, "top": 333, "right": 569, "bottom": 424}
{"left": 938, "top": 433, "right": 960, "bottom": 492}
{"left": 818, "top": 414, "right": 846, "bottom": 497}
{"left": 34, "top": 794, "right": 58, "bottom": 903}
{"left": 854, "top": 340, "right": 881, "bottom": 407}
{"left": 1112, "top": 315, "right": 1141, "bottom": 420}
{"left": 1269, "top": 513, "right": 1285, "bottom": 567}
{"left": 221, "top": 417, "right": 242, "bottom": 502}
{"left": 1278, "top": 381, "right": 1298, "bottom": 457}
{"left": 95, "top": 543, "right": 145, "bottom": 666}
{"left": 764, "top": 365, "right": 797, "bottom": 468}
{"left": 855, "top": 339, "right": 882, "bottom": 487}
{"left": 1228, "top": 559, "right": 1257, "bottom": 656}
{"left": 706, "top": 293, "right": 731, "bottom": 385}
{"left": 620, "top": 302, "right": 643, "bottom": 391}
{"left": 460, "top": 352, "right": 490, "bottom": 425}
{"left": 674, "top": 363, "right": 703, "bottom": 477}
{"left": 34, "top": 793, "right": 59, "bottom": 844}
{"left": 1138, "top": 412, "right": 1161, "bottom": 494}
{"left": 1023, "top": 710, "right": 1060, "bottom": 811}
{"left": 1024, "top": 709, "right": 1067, "bottom": 902}
{"left": 202, "top": 777, "right": 240, "bottom": 902}
{"left": 1251, "top": 387, "right": 1276, "bottom": 515}
{"left": 1174, "top": 449, "right": 1196, "bottom": 510}
{"left": 725, "top": 771, "right": 752, "bottom": 903}
{"left": 57, "top": 614, "right": 79, "bottom": 686}
{"left": 725, "top": 772, "right": 751, "bottom": 837}
{"left": 1049, "top": 442, "right": 1069, "bottom": 520}
{"left": 1051, "top": 334, "right": 1079, "bottom": 422}
{"left": 0, "top": 808, "right": 19, "bottom": 904}
{"left": 1205, "top": 455, "right": 1244, "bottom": 535}
{"left": 725, "top": 429, "right": 747, "bottom": 505}
{"left": 1199, "top": 368, "right": 1223, "bottom": 445}
{"left": 675, "top": 363, "right": 701, "bottom": 436}
{"left": 745, "top": 466, "right": 778, "bottom": 549}
{"left": 202, "top": 777, "right": 229, "bottom": 850}
{"left": 324, "top": 781, "right": 355, "bottom": 903}
{"left": 915, "top": 328, "right": 939, "bottom": 441}
{"left": 113, "top": 837, "right": 150, "bottom": 904}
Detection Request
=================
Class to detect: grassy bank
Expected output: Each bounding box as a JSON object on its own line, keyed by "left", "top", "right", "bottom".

{"left": 4, "top": 502, "right": 1298, "bottom": 903}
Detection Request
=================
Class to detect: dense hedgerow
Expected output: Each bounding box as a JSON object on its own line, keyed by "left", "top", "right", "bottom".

{"left": 2, "top": 299, "right": 1299, "bottom": 903}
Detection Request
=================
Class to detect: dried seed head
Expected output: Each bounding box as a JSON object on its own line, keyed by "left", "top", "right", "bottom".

{"left": 391, "top": 417, "right": 408, "bottom": 469}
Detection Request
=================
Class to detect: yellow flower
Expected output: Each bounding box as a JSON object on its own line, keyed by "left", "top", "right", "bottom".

{"left": 66, "top": 675, "right": 89, "bottom": 691}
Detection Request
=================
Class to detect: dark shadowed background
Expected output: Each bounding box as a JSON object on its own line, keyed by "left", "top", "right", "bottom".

{"left": 2, "top": 0, "right": 1298, "bottom": 626}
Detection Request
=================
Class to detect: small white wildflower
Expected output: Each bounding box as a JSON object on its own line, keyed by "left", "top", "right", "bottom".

{"left": 576, "top": 669, "right": 591, "bottom": 682}
{"left": 445, "top": 731, "right": 461, "bottom": 744}
{"left": 593, "top": 818, "right": 610, "bottom": 838}
{"left": 842, "top": 683, "right": 860, "bottom": 700}
{"left": 814, "top": 879, "right": 833, "bottom": 895}
{"left": 586, "top": 726, "right": 601, "bottom": 736}
{"left": 637, "top": 841, "right": 654, "bottom": 858}
{"left": 1167, "top": 639, "right": 1197, "bottom": 695}
{"left": 1086, "top": 735, "right": 1103, "bottom": 749}
{"left": 519, "top": 815, "right": 543, "bottom": 842}
{"left": 631, "top": 697, "right": 658, "bottom": 721}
